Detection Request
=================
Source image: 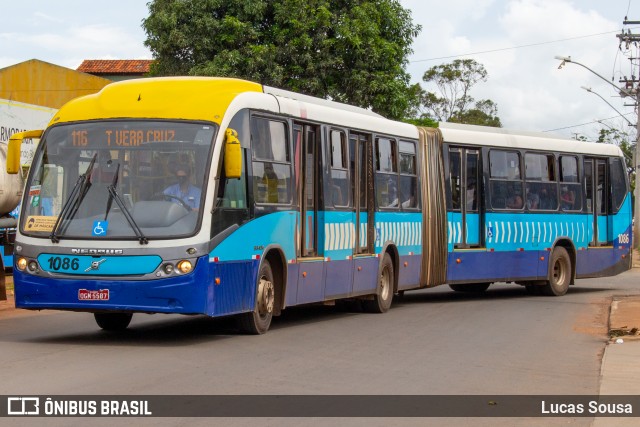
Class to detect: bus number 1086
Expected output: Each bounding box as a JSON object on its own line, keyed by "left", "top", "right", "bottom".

{"left": 48, "top": 257, "right": 80, "bottom": 271}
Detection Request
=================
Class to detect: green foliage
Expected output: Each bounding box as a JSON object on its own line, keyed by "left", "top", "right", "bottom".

{"left": 414, "top": 59, "right": 502, "bottom": 127}
{"left": 403, "top": 117, "right": 439, "bottom": 128}
{"left": 596, "top": 127, "right": 636, "bottom": 195}
{"left": 143, "top": 0, "right": 420, "bottom": 120}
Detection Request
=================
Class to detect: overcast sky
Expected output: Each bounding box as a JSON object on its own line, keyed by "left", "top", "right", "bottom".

{"left": 1, "top": 0, "right": 638, "bottom": 140}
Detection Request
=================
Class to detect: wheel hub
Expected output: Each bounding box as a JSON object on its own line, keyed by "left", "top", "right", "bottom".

{"left": 257, "top": 277, "right": 275, "bottom": 315}
{"left": 380, "top": 267, "right": 391, "bottom": 300}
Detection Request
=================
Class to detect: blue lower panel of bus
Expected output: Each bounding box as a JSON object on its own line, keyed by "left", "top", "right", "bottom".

{"left": 208, "top": 260, "right": 259, "bottom": 316}
{"left": 446, "top": 245, "right": 630, "bottom": 283}
{"left": 13, "top": 255, "right": 264, "bottom": 317}
{"left": 447, "top": 250, "right": 542, "bottom": 282}
{"left": 14, "top": 257, "right": 212, "bottom": 314}
{"left": 575, "top": 246, "right": 630, "bottom": 277}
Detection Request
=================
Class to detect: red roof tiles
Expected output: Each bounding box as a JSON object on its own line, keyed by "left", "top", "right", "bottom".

{"left": 77, "top": 60, "right": 153, "bottom": 75}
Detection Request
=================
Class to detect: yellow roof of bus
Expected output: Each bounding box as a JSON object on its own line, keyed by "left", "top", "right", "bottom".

{"left": 49, "top": 77, "right": 263, "bottom": 126}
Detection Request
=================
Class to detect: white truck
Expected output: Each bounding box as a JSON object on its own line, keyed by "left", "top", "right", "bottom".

{"left": 0, "top": 98, "right": 56, "bottom": 299}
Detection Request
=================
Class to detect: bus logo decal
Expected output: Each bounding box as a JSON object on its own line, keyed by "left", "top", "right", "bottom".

{"left": 85, "top": 258, "right": 107, "bottom": 272}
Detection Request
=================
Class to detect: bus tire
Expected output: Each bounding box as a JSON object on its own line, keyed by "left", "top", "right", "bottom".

{"left": 239, "top": 260, "right": 275, "bottom": 334}
{"left": 543, "top": 247, "right": 571, "bottom": 296}
{"left": 94, "top": 312, "right": 133, "bottom": 331}
{"left": 449, "top": 283, "right": 490, "bottom": 293}
{"left": 362, "top": 253, "right": 394, "bottom": 313}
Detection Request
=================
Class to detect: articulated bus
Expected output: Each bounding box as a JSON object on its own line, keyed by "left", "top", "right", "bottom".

{"left": 7, "top": 77, "right": 631, "bottom": 333}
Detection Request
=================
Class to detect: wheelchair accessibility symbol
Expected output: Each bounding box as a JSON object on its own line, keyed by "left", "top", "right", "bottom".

{"left": 92, "top": 220, "right": 108, "bottom": 237}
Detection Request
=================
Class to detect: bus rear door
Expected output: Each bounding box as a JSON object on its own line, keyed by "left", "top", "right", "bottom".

{"left": 294, "top": 123, "right": 325, "bottom": 304}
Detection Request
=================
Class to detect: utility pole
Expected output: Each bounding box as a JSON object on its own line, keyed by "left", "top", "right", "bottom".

{"left": 617, "top": 23, "right": 640, "bottom": 246}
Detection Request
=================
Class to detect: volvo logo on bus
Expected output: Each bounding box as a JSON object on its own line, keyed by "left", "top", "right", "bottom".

{"left": 71, "top": 248, "right": 124, "bottom": 255}
{"left": 85, "top": 258, "right": 107, "bottom": 272}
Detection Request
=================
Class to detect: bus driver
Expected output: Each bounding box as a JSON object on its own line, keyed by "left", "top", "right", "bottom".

{"left": 163, "top": 164, "right": 201, "bottom": 210}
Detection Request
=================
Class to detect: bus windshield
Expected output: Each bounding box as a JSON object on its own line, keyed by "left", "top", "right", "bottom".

{"left": 21, "top": 120, "right": 216, "bottom": 241}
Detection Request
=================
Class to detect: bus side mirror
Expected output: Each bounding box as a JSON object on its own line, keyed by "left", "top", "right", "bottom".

{"left": 7, "top": 129, "right": 43, "bottom": 174}
{"left": 224, "top": 128, "right": 242, "bottom": 179}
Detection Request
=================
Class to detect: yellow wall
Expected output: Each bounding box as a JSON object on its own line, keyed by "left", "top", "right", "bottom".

{"left": 0, "top": 59, "right": 111, "bottom": 109}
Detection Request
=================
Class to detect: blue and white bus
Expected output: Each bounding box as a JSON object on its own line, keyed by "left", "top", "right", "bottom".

{"left": 6, "top": 77, "right": 632, "bottom": 333}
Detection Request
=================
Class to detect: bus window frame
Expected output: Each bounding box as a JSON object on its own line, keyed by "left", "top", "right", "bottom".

{"left": 558, "top": 153, "right": 582, "bottom": 212}
{"left": 374, "top": 135, "right": 400, "bottom": 211}
{"left": 488, "top": 148, "right": 524, "bottom": 211}
{"left": 327, "top": 127, "right": 351, "bottom": 209}
{"left": 249, "top": 113, "right": 294, "bottom": 208}
{"left": 609, "top": 156, "right": 628, "bottom": 214}
{"left": 523, "top": 150, "right": 559, "bottom": 212}
{"left": 398, "top": 139, "right": 421, "bottom": 211}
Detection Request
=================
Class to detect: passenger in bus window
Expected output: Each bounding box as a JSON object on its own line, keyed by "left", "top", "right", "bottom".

{"left": 506, "top": 194, "right": 523, "bottom": 209}
{"left": 538, "top": 186, "right": 553, "bottom": 210}
{"left": 525, "top": 185, "right": 539, "bottom": 210}
{"left": 560, "top": 186, "right": 575, "bottom": 210}
{"left": 164, "top": 164, "right": 201, "bottom": 210}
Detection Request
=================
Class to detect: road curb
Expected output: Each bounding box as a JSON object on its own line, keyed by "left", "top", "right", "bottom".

{"left": 591, "top": 295, "right": 640, "bottom": 426}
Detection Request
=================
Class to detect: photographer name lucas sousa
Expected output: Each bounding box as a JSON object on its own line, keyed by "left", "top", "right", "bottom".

{"left": 541, "top": 400, "right": 632, "bottom": 415}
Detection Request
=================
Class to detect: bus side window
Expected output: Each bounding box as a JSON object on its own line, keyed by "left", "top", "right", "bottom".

{"left": 559, "top": 155, "right": 581, "bottom": 211}
{"left": 525, "top": 152, "right": 557, "bottom": 210}
{"left": 489, "top": 149, "right": 523, "bottom": 210}
{"left": 610, "top": 157, "right": 627, "bottom": 213}
{"left": 375, "top": 137, "right": 398, "bottom": 208}
{"left": 251, "top": 117, "right": 292, "bottom": 205}
{"left": 329, "top": 129, "right": 349, "bottom": 207}
{"left": 399, "top": 141, "right": 418, "bottom": 209}
{"left": 448, "top": 148, "right": 461, "bottom": 210}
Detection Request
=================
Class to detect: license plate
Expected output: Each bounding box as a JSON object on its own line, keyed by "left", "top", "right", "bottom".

{"left": 78, "top": 289, "right": 109, "bottom": 301}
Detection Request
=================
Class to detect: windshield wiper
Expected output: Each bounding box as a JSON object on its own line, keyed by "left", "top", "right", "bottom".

{"left": 49, "top": 153, "right": 98, "bottom": 243}
{"left": 104, "top": 164, "right": 148, "bottom": 245}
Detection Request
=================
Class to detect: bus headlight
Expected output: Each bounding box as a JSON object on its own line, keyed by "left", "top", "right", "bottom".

{"left": 17, "top": 257, "right": 27, "bottom": 271}
{"left": 177, "top": 260, "right": 193, "bottom": 274}
{"left": 163, "top": 263, "right": 174, "bottom": 274}
{"left": 27, "top": 260, "right": 39, "bottom": 272}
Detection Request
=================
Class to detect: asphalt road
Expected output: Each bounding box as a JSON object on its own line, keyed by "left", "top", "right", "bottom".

{"left": 2, "top": 269, "right": 640, "bottom": 426}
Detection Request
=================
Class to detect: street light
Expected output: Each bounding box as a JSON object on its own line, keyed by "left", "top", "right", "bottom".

{"left": 555, "top": 56, "right": 634, "bottom": 97}
{"left": 580, "top": 86, "right": 635, "bottom": 127}
{"left": 555, "top": 55, "right": 640, "bottom": 246}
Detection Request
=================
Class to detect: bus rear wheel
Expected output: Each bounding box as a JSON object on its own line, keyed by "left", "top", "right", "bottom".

{"left": 239, "top": 260, "right": 275, "bottom": 334}
{"left": 543, "top": 247, "right": 571, "bottom": 296}
{"left": 362, "top": 253, "right": 394, "bottom": 313}
{"left": 94, "top": 312, "right": 133, "bottom": 331}
{"left": 449, "top": 283, "right": 491, "bottom": 293}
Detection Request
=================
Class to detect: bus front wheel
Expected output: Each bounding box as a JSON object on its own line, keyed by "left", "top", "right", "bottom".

{"left": 94, "top": 312, "right": 133, "bottom": 331}
{"left": 362, "top": 253, "right": 394, "bottom": 313}
{"left": 543, "top": 247, "right": 571, "bottom": 296}
{"left": 240, "top": 260, "right": 275, "bottom": 334}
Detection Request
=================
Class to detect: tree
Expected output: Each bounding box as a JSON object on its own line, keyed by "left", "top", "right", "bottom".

{"left": 417, "top": 59, "right": 502, "bottom": 127}
{"left": 596, "top": 127, "right": 636, "bottom": 194}
{"left": 142, "top": 0, "right": 420, "bottom": 120}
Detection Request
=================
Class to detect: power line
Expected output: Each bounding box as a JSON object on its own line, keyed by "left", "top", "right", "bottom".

{"left": 542, "top": 113, "right": 636, "bottom": 132}
{"left": 411, "top": 29, "right": 632, "bottom": 63}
